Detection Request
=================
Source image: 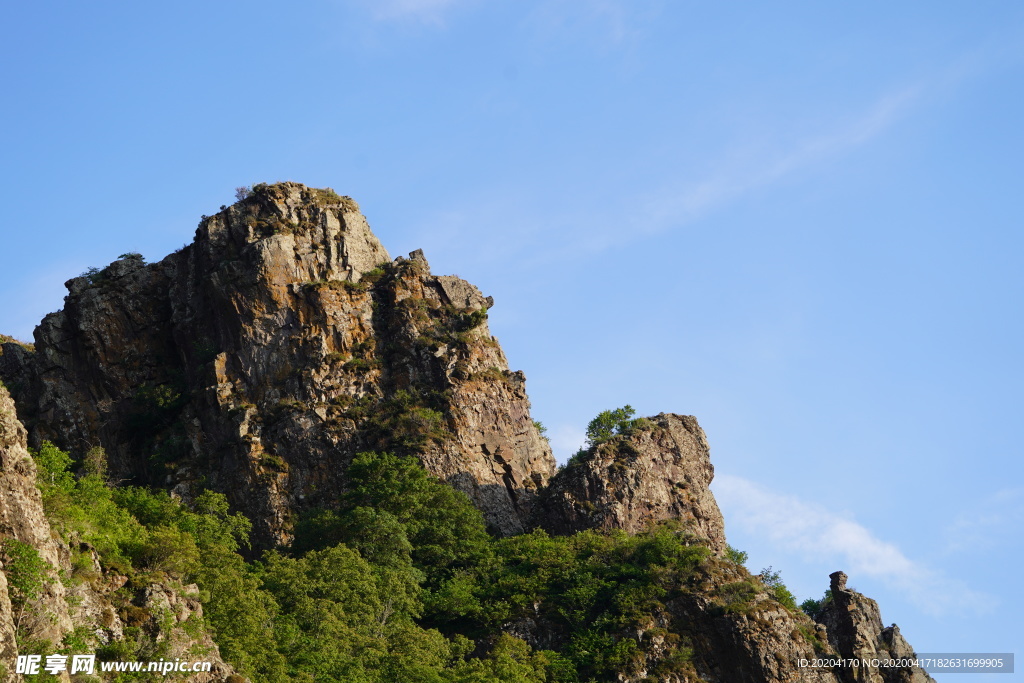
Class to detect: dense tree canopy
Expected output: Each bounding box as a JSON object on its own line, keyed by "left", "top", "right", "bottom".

{"left": 27, "top": 442, "right": 790, "bottom": 682}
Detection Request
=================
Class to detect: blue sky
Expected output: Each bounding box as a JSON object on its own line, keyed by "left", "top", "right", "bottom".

{"left": 2, "top": 0, "right": 1022, "bottom": 666}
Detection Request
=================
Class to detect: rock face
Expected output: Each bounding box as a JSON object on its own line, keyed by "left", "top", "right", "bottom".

{"left": 663, "top": 565, "right": 834, "bottom": 683}
{"left": 1, "top": 183, "right": 556, "bottom": 546}
{"left": 817, "top": 571, "right": 936, "bottom": 683}
{"left": 502, "top": 555, "right": 938, "bottom": 683}
{"left": 0, "top": 384, "right": 242, "bottom": 682}
{"left": 0, "top": 383, "right": 73, "bottom": 646}
{"left": 537, "top": 413, "right": 727, "bottom": 553}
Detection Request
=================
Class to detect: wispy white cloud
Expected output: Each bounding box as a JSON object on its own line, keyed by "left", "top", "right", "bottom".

{"left": 640, "top": 29, "right": 1024, "bottom": 232}
{"left": 713, "top": 474, "right": 995, "bottom": 616}
{"left": 944, "top": 488, "right": 1024, "bottom": 554}
{"left": 640, "top": 84, "right": 923, "bottom": 232}
{"left": 419, "top": 83, "right": 928, "bottom": 272}
{"left": 399, "top": 61, "right": 950, "bottom": 274}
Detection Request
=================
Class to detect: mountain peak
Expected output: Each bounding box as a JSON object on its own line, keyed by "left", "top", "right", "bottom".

{"left": 0, "top": 187, "right": 937, "bottom": 682}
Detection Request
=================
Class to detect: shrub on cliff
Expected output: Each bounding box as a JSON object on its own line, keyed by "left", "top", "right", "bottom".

{"left": 725, "top": 544, "right": 749, "bottom": 566}
{"left": 800, "top": 589, "right": 833, "bottom": 620}
{"left": 32, "top": 441, "right": 146, "bottom": 567}
{"left": 585, "top": 405, "right": 652, "bottom": 446}
{"left": 0, "top": 539, "right": 51, "bottom": 634}
{"left": 758, "top": 566, "right": 798, "bottom": 610}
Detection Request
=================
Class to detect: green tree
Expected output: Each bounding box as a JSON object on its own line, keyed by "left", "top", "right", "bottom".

{"left": 261, "top": 544, "right": 450, "bottom": 682}
{"left": 758, "top": 566, "right": 797, "bottom": 610}
{"left": 134, "top": 526, "right": 200, "bottom": 574}
{"left": 82, "top": 446, "right": 108, "bottom": 479}
{"left": 451, "top": 635, "right": 549, "bottom": 683}
{"left": 317, "top": 452, "right": 493, "bottom": 586}
{"left": 32, "top": 441, "right": 146, "bottom": 567}
{"left": 0, "top": 539, "right": 51, "bottom": 633}
{"left": 800, "top": 589, "right": 832, "bottom": 620}
{"left": 725, "top": 544, "right": 748, "bottom": 566}
{"left": 479, "top": 523, "right": 709, "bottom": 681}
{"left": 585, "top": 405, "right": 649, "bottom": 446}
{"left": 32, "top": 441, "right": 75, "bottom": 492}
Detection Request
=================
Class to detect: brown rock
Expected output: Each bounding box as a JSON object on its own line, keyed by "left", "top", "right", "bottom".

{"left": 536, "top": 413, "right": 727, "bottom": 553}
{"left": 817, "top": 571, "right": 936, "bottom": 683}
{"left": 132, "top": 582, "right": 241, "bottom": 682}
{"left": 2, "top": 183, "right": 556, "bottom": 546}
{"left": 0, "top": 383, "right": 73, "bottom": 645}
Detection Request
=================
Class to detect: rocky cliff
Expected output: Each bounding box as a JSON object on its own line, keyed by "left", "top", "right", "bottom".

{"left": 524, "top": 418, "right": 934, "bottom": 682}
{"left": 0, "top": 384, "right": 240, "bottom": 682}
{"left": 0, "top": 382, "right": 72, "bottom": 676}
{"left": 1, "top": 182, "right": 555, "bottom": 547}
{"left": 817, "top": 572, "right": 935, "bottom": 683}
{"left": 0, "top": 183, "right": 937, "bottom": 682}
{"left": 536, "top": 413, "right": 727, "bottom": 554}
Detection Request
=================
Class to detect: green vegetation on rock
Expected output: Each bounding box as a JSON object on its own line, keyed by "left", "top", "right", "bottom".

{"left": 24, "top": 442, "right": 757, "bottom": 682}
{"left": 0, "top": 539, "right": 51, "bottom": 635}
{"left": 586, "top": 405, "right": 644, "bottom": 446}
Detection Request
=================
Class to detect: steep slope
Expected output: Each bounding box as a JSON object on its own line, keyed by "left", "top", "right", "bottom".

{"left": 0, "top": 383, "right": 72, "bottom": 653}
{"left": 0, "top": 384, "right": 240, "bottom": 682}
{"left": 1, "top": 183, "right": 556, "bottom": 546}
{"left": 524, "top": 414, "right": 935, "bottom": 682}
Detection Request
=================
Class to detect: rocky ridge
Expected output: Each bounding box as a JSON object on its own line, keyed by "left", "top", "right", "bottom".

{"left": 0, "top": 183, "right": 937, "bottom": 682}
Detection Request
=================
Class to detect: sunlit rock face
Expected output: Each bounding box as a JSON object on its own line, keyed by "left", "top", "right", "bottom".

{"left": 0, "top": 383, "right": 72, "bottom": 645}
{"left": 536, "top": 412, "right": 727, "bottom": 554}
{"left": 2, "top": 183, "right": 556, "bottom": 546}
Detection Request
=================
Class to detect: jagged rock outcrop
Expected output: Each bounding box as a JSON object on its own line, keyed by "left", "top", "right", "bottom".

{"left": 817, "top": 571, "right": 936, "bottom": 683}
{"left": 503, "top": 564, "right": 938, "bottom": 682}
{"left": 1, "top": 183, "right": 556, "bottom": 546}
{"left": 0, "top": 383, "right": 73, "bottom": 645}
{"left": 0, "top": 384, "right": 242, "bottom": 682}
{"left": 128, "top": 582, "right": 238, "bottom": 683}
{"left": 537, "top": 413, "right": 727, "bottom": 554}
{"left": 665, "top": 560, "right": 834, "bottom": 683}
